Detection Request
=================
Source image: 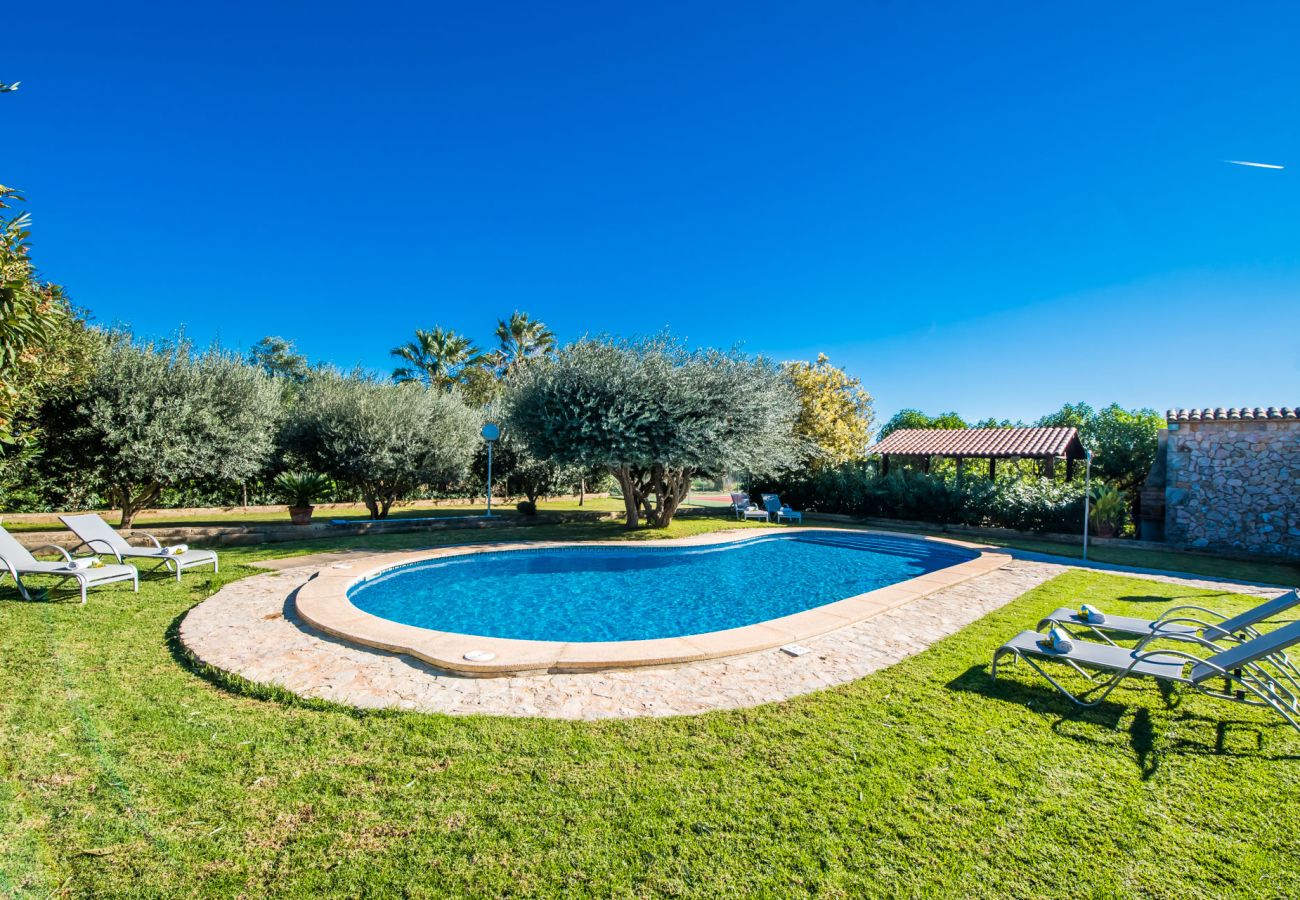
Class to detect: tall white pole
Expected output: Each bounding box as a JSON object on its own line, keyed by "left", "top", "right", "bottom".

{"left": 481, "top": 422, "right": 500, "bottom": 518}
{"left": 485, "top": 440, "right": 494, "bottom": 517}
{"left": 1082, "top": 449, "right": 1092, "bottom": 561}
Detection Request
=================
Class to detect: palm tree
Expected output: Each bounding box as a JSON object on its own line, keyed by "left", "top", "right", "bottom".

{"left": 390, "top": 327, "right": 485, "bottom": 389}
{"left": 491, "top": 311, "right": 556, "bottom": 376}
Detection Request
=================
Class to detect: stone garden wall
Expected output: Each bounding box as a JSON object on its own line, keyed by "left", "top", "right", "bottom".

{"left": 1164, "top": 419, "right": 1300, "bottom": 558}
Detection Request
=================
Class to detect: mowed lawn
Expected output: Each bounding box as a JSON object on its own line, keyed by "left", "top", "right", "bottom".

{"left": 2, "top": 521, "right": 1298, "bottom": 897}
{"left": 0, "top": 496, "right": 635, "bottom": 532}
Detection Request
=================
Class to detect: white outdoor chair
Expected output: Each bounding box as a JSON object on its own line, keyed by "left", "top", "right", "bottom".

{"left": 730, "top": 492, "right": 769, "bottom": 522}
{"left": 0, "top": 524, "right": 138, "bottom": 604}
{"left": 60, "top": 514, "right": 219, "bottom": 581}
{"left": 761, "top": 493, "right": 802, "bottom": 525}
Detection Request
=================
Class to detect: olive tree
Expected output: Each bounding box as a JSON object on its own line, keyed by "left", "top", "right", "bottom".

{"left": 284, "top": 372, "right": 480, "bottom": 519}
{"left": 506, "top": 337, "right": 800, "bottom": 528}
{"left": 57, "top": 338, "right": 282, "bottom": 525}
{"left": 471, "top": 434, "right": 595, "bottom": 507}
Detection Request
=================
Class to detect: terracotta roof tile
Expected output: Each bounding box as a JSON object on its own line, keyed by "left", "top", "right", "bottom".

{"left": 1166, "top": 407, "right": 1299, "bottom": 423}
{"left": 868, "top": 427, "right": 1083, "bottom": 458}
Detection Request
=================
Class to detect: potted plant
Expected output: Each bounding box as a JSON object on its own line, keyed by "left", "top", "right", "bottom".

{"left": 274, "top": 471, "right": 334, "bottom": 525}
{"left": 1090, "top": 484, "right": 1128, "bottom": 538}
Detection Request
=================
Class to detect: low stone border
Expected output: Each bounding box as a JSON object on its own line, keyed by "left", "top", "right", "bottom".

{"left": 292, "top": 528, "right": 1009, "bottom": 676}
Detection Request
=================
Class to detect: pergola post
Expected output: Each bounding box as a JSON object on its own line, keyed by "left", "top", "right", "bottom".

{"left": 881, "top": 455, "right": 890, "bottom": 476}
{"left": 1065, "top": 457, "right": 1075, "bottom": 482}
{"left": 988, "top": 458, "right": 996, "bottom": 479}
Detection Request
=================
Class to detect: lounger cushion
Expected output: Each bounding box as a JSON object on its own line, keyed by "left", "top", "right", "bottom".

{"left": 120, "top": 547, "right": 217, "bottom": 566}
{"left": 1000, "top": 630, "right": 1188, "bottom": 681}
{"left": 18, "top": 560, "right": 136, "bottom": 579}
{"left": 1041, "top": 608, "right": 1198, "bottom": 638}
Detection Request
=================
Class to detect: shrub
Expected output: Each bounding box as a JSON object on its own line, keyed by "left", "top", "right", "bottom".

{"left": 758, "top": 464, "right": 1089, "bottom": 534}
{"left": 1089, "top": 484, "right": 1129, "bottom": 536}
{"left": 516, "top": 500, "right": 537, "bottom": 516}
{"left": 983, "top": 478, "right": 1087, "bottom": 533}
{"left": 274, "top": 471, "right": 334, "bottom": 507}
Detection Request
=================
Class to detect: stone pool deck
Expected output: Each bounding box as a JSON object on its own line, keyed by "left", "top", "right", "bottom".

{"left": 178, "top": 536, "right": 1286, "bottom": 720}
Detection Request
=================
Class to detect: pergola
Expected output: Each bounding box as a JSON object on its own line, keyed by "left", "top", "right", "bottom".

{"left": 867, "top": 427, "right": 1087, "bottom": 480}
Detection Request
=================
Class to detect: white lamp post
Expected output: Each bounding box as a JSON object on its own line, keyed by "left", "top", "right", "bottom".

{"left": 481, "top": 422, "right": 500, "bottom": 517}
{"left": 1082, "top": 448, "right": 1093, "bottom": 561}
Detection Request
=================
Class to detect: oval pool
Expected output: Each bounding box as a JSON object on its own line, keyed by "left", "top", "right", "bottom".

{"left": 347, "top": 533, "right": 976, "bottom": 643}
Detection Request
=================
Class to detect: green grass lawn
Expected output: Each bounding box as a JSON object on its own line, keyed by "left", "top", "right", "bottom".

{"left": 969, "top": 533, "right": 1300, "bottom": 586}
{"left": 2, "top": 520, "right": 1298, "bottom": 897}
{"left": 1, "top": 496, "right": 635, "bottom": 532}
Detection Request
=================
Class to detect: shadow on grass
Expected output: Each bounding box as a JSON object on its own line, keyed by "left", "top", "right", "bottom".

{"left": 946, "top": 663, "right": 1300, "bottom": 762}
{"left": 1128, "top": 708, "right": 1158, "bottom": 779}
{"left": 1115, "top": 591, "right": 1242, "bottom": 605}
{"left": 946, "top": 663, "right": 1130, "bottom": 729}
{"left": 0, "top": 584, "right": 77, "bottom": 604}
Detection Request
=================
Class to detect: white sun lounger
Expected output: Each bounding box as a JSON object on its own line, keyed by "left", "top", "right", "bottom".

{"left": 1038, "top": 590, "right": 1300, "bottom": 646}
{"left": 992, "top": 620, "right": 1300, "bottom": 733}
{"left": 0, "top": 525, "right": 138, "bottom": 604}
{"left": 60, "top": 513, "right": 219, "bottom": 581}
{"left": 761, "top": 493, "right": 802, "bottom": 525}
{"left": 1038, "top": 590, "right": 1300, "bottom": 680}
{"left": 730, "top": 492, "right": 769, "bottom": 522}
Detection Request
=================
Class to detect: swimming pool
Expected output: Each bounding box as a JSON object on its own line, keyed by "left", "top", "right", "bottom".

{"left": 347, "top": 533, "right": 976, "bottom": 642}
{"left": 294, "top": 530, "right": 1002, "bottom": 675}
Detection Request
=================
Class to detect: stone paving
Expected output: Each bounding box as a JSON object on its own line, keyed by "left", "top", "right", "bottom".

{"left": 179, "top": 553, "right": 1284, "bottom": 720}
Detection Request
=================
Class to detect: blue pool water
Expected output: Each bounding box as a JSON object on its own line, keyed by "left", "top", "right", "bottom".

{"left": 347, "top": 533, "right": 974, "bottom": 643}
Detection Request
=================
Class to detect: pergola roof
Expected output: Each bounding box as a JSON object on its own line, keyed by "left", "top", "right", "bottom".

{"left": 868, "top": 427, "right": 1085, "bottom": 459}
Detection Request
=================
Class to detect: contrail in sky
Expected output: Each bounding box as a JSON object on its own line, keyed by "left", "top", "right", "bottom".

{"left": 1225, "top": 159, "right": 1284, "bottom": 169}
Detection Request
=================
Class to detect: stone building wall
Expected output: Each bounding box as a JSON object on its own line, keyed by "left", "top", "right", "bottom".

{"left": 1164, "top": 412, "right": 1300, "bottom": 558}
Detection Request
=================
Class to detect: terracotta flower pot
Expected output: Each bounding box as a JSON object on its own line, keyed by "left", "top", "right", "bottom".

{"left": 289, "top": 505, "right": 315, "bottom": 525}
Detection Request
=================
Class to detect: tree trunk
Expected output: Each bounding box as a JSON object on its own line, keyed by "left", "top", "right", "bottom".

{"left": 613, "top": 467, "right": 641, "bottom": 528}
{"left": 363, "top": 491, "right": 380, "bottom": 520}
{"left": 578, "top": 478, "right": 585, "bottom": 506}
{"left": 642, "top": 465, "right": 692, "bottom": 528}
{"left": 118, "top": 483, "right": 160, "bottom": 528}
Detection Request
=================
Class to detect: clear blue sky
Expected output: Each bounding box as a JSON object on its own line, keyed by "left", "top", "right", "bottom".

{"left": 6, "top": 1, "right": 1298, "bottom": 423}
